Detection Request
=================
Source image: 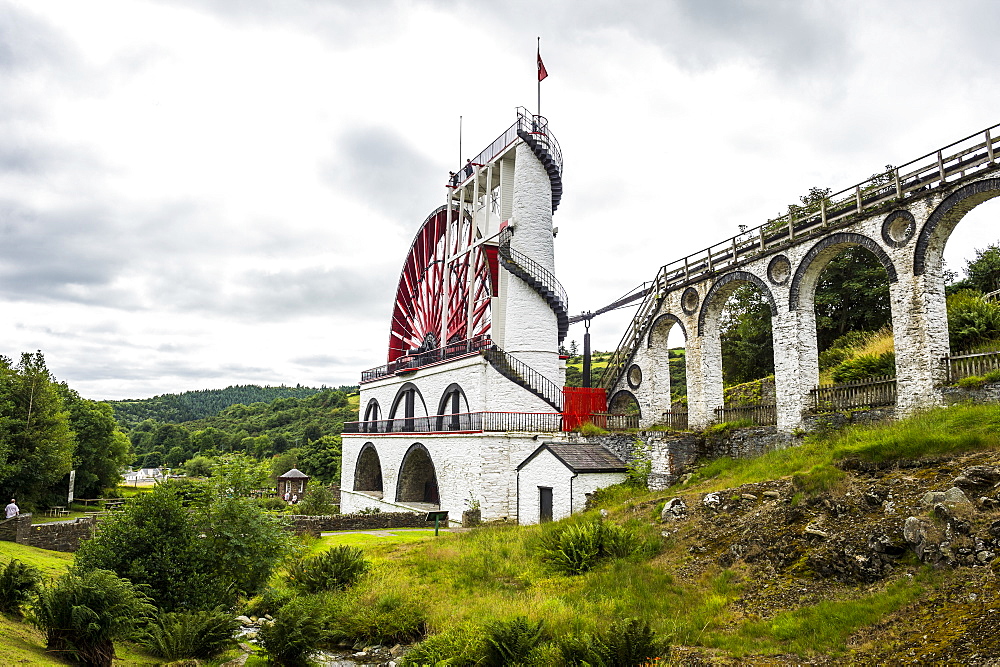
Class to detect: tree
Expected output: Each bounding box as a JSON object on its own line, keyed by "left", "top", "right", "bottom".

{"left": 75, "top": 480, "right": 292, "bottom": 611}
{"left": 720, "top": 285, "right": 775, "bottom": 385}
{"left": 963, "top": 243, "right": 1000, "bottom": 294}
{"left": 814, "top": 247, "right": 891, "bottom": 351}
{"left": 184, "top": 455, "right": 213, "bottom": 477}
{"left": 59, "top": 385, "right": 132, "bottom": 499}
{"left": 0, "top": 352, "right": 75, "bottom": 509}
{"left": 298, "top": 435, "right": 341, "bottom": 484}
{"left": 211, "top": 452, "right": 271, "bottom": 496}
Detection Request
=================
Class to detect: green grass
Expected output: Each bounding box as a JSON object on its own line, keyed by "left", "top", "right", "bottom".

{"left": 0, "top": 542, "right": 73, "bottom": 578}
{"left": 673, "top": 404, "right": 1000, "bottom": 494}
{"left": 706, "top": 576, "right": 924, "bottom": 656}
{"left": 0, "top": 613, "right": 69, "bottom": 665}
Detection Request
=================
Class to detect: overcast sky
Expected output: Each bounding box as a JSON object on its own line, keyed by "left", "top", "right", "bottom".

{"left": 2, "top": 0, "right": 999, "bottom": 400}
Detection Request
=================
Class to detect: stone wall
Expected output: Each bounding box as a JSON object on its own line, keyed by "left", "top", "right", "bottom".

{"left": 29, "top": 517, "right": 95, "bottom": 552}
{"left": 287, "top": 512, "right": 429, "bottom": 536}
{"left": 572, "top": 426, "right": 797, "bottom": 491}
{"left": 941, "top": 382, "right": 1000, "bottom": 405}
{"left": 0, "top": 514, "right": 94, "bottom": 553}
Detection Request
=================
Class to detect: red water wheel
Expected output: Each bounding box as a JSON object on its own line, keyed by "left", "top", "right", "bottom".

{"left": 388, "top": 206, "right": 495, "bottom": 364}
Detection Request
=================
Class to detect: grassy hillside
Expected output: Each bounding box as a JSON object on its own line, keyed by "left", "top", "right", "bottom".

{"left": 286, "top": 404, "right": 1000, "bottom": 664}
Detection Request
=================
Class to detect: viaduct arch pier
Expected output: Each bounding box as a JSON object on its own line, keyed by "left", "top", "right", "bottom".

{"left": 600, "top": 123, "right": 1000, "bottom": 432}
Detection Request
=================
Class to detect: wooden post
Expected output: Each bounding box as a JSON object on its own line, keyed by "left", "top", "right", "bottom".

{"left": 988, "top": 128, "right": 995, "bottom": 163}
{"left": 894, "top": 168, "right": 902, "bottom": 198}
{"left": 937, "top": 150, "right": 946, "bottom": 182}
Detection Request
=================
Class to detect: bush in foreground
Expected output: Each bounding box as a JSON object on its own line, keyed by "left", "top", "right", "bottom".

{"left": 287, "top": 545, "right": 370, "bottom": 594}
{"left": 258, "top": 595, "right": 329, "bottom": 667}
{"left": 142, "top": 608, "right": 238, "bottom": 660}
{"left": 0, "top": 558, "right": 43, "bottom": 616}
{"left": 32, "top": 568, "right": 154, "bottom": 667}
{"left": 537, "top": 518, "right": 658, "bottom": 575}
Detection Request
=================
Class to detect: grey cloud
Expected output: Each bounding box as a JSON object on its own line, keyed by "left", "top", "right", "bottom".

{"left": 322, "top": 125, "right": 445, "bottom": 223}
{"left": 0, "top": 4, "right": 78, "bottom": 74}
{"left": 292, "top": 353, "right": 370, "bottom": 367}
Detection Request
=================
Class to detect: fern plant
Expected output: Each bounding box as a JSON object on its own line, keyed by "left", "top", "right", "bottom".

{"left": 143, "top": 608, "right": 238, "bottom": 660}
{"left": 483, "top": 616, "right": 544, "bottom": 666}
{"left": 0, "top": 558, "right": 42, "bottom": 616}
{"left": 287, "top": 545, "right": 370, "bottom": 593}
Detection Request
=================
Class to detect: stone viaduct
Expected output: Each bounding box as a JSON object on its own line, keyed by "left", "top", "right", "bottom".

{"left": 603, "top": 124, "right": 1000, "bottom": 432}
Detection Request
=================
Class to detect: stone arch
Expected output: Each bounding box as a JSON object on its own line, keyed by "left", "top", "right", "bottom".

{"left": 647, "top": 313, "right": 686, "bottom": 347}
{"left": 914, "top": 178, "right": 1000, "bottom": 277}
{"left": 388, "top": 382, "right": 427, "bottom": 420}
{"left": 396, "top": 443, "right": 439, "bottom": 505}
{"left": 608, "top": 389, "right": 641, "bottom": 420}
{"left": 436, "top": 383, "right": 470, "bottom": 430}
{"left": 788, "top": 232, "right": 898, "bottom": 311}
{"left": 353, "top": 443, "right": 383, "bottom": 495}
{"left": 697, "top": 271, "right": 777, "bottom": 336}
{"left": 362, "top": 398, "right": 381, "bottom": 432}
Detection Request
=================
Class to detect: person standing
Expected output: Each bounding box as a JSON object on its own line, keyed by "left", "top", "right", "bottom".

{"left": 4, "top": 498, "right": 18, "bottom": 519}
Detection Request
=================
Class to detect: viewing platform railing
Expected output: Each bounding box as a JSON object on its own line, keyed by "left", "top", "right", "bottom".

{"left": 448, "top": 108, "right": 562, "bottom": 188}
{"left": 344, "top": 411, "right": 564, "bottom": 434}
{"left": 714, "top": 403, "right": 777, "bottom": 426}
{"left": 361, "top": 335, "right": 492, "bottom": 383}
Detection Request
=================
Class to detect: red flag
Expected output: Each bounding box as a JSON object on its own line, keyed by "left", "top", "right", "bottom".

{"left": 537, "top": 49, "right": 548, "bottom": 82}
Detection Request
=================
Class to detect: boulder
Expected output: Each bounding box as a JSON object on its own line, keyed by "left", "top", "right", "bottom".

{"left": 952, "top": 465, "right": 1000, "bottom": 493}
{"left": 661, "top": 497, "right": 688, "bottom": 522}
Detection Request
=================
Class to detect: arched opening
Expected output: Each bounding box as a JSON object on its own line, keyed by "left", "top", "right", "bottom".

{"left": 363, "top": 399, "right": 381, "bottom": 433}
{"left": 927, "top": 187, "right": 1000, "bottom": 381}
{"left": 353, "top": 443, "right": 383, "bottom": 497}
{"left": 647, "top": 314, "right": 688, "bottom": 428}
{"left": 396, "top": 443, "right": 439, "bottom": 506}
{"left": 699, "top": 271, "right": 777, "bottom": 425}
{"left": 608, "top": 389, "right": 641, "bottom": 429}
{"left": 436, "top": 383, "right": 469, "bottom": 431}
{"left": 388, "top": 382, "right": 427, "bottom": 432}
{"left": 790, "top": 233, "right": 896, "bottom": 412}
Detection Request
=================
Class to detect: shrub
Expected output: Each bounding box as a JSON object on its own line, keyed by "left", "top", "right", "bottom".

{"left": 258, "top": 595, "right": 329, "bottom": 667}
{"left": 256, "top": 496, "right": 289, "bottom": 511}
{"left": 142, "top": 608, "right": 238, "bottom": 660}
{"left": 32, "top": 568, "right": 155, "bottom": 667}
{"left": 483, "top": 616, "right": 544, "bottom": 667}
{"left": 287, "top": 545, "right": 370, "bottom": 594}
{"left": 296, "top": 485, "right": 338, "bottom": 515}
{"left": 947, "top": 289, "right": 1000, "bottom": 351}
{"left": 401, "top": 624, "right": 485, "bottom": 666}
{"left": 0, "top": 558, "right": 43, "bottom": 616}
{"left": 957, "top": 375, "right": 987, "bottom": 389}
{"left": 559, "top": 618, "right": 663, "bottom": 666}
{"left": 538, "top": 519, "right": 657, "bottom": 575}
{"left": 830, "top": 351, "right": 895, "bottom": 383}
{"left": 578, "top": 421, "right": 609, "bottom": 436}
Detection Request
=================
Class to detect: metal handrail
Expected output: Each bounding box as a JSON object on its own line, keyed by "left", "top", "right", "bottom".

{"left": 344, "top": 410, "right": 563, "bottom": 434}
{"left": 483, "top": 343, "right": 565, "bottom": 411}
{"left": 498, "top": 227, "right": 569, "bottom": 313}
{"left": 602, "top": 122, "right": 1000, "bottom": 391}
{"left": 361, "top": 335, "right": 493, "bottom": 383}
{"left": 449, "top": 108, "right": 563, "bottom": 189}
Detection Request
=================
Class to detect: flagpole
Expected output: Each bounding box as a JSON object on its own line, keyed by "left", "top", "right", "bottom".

{"left": 537, "top": 37, "right": 541, "bottom": 117}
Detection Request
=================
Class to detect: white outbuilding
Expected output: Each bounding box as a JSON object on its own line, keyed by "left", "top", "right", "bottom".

{"left": 516, "top": 443, "right": 627, "bottom": 525}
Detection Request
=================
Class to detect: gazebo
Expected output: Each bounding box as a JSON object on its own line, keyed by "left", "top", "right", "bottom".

{"left": 277, "top": 468, "right": 310, "bottom": 502}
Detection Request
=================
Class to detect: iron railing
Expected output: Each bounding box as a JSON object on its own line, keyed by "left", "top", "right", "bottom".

{"left": 344, "top": 410, "right": 563, "bottom": 434}
{"left": 714, "top": 403, "right": 777, "bottom": 426}
{"left": 361, "top": 335, "right": 493, "bottom": 383}
{"left": 449, "top": 108, "right": 562, "bottom": 189}
{"left": 943, "top": 349, "right": 1000, "bottom": 384}
{"left": 483, "top": 344, "right": 565, "bottom": 411}
{"left": 498, "top": 227, "right": 569, "bottom": 320}
{"left": 809, "top": 376, "right": 897, "bottom": 412}
{"left": 602, "top": 122, "right": 1000, "bottom": 391}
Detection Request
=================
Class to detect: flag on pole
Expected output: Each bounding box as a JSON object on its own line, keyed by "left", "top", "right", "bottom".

{"left": 537, "top": 48, "right": 548, "bottom": 81}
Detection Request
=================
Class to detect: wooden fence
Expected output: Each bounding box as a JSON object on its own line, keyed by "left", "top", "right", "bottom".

{"left": 713, "top": 403, "right": 776, "bottom": 426}
{"left": 660, "top": 410, "right": 689, "bottom": 431}
{"left": 944, "top": 349, "right": 1000, "bottom": 383}
{"left": 809, "top": 376, "right": 896, "bottom": 412}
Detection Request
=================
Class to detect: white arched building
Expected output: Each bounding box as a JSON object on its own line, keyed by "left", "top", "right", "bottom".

{"left": 340, "top": 109, "right": 625, "bottom": 524}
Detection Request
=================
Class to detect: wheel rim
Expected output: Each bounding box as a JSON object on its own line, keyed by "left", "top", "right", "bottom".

{"left": 388, "top": 206, "right": 493, "bottom": 363}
